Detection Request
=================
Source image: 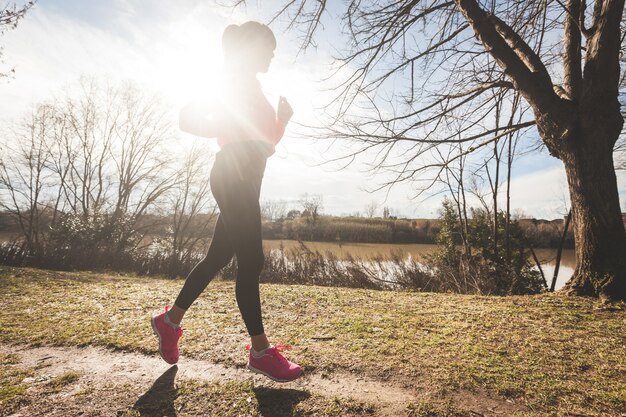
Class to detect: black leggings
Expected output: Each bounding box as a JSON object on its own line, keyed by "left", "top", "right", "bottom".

{"left": 174, "top": 141, "right": 271, "bottom": 336}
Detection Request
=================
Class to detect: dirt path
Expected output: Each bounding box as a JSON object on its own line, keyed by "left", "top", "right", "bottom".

{"left": 3, "top": 343, "right": 523, "bottom": 416}
{"left": 3, "top": 343, "right": 417, "bottom": 416}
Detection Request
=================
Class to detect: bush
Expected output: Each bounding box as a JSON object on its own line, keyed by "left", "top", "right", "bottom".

{"left": 42, "top": 210, "right": 141, "bottom": 270}
{"left": 427, "top": 200, "right": 546, "bottom": 295}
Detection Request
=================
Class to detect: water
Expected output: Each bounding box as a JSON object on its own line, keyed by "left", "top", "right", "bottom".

{"left": 0, "top": 232, "right": 575, "bottom": 290}
{"left": 263, "top": 240, "right": 575, "bottom": 290}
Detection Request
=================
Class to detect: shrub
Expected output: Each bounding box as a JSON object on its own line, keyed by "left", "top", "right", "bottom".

{"left": 428, "top": 200, "right": 545, "bottom": 295}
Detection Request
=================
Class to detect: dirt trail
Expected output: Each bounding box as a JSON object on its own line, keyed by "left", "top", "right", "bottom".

{"left": 3, "top": 343, "right": 523, "bottom": 416}
{"left": 2, "top": 343, "right": 417, "bottom": 416}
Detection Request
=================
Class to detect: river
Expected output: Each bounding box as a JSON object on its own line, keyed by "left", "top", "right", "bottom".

{"left": 263, "top": 240, "right": 575, "bottom": 290}
{"left": 0, "top": 232, "right": 575, "bottom": 290}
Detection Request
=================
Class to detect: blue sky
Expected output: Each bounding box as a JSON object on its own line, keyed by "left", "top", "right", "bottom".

{"left": 1, "top": 0, "right": 624, "bottom": 219}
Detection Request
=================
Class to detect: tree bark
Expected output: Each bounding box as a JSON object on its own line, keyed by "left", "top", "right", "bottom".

{"left": 561, "top": 126, "right": 626, "bottom": 300}
{"left": 560, "top": 0, "right": 626, "bottom": 300}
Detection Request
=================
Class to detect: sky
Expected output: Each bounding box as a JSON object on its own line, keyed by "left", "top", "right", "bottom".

{"left": 1, "top": 0, "right": 624, "bottom": 219}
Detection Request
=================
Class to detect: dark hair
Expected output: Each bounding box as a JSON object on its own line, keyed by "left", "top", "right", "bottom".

{"left": 222, "top": 21, "right": 276, "bottom": 60}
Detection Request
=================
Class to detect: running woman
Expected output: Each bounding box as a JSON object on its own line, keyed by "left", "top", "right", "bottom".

{"left": 151, "top": 21, "right": 302, "bottom": 383}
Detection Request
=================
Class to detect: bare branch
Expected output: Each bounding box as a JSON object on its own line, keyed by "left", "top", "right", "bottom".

{"left": 453, "top": 0, "right": 558, "bottom": 111}
{"left": 563, "top": 0, "right": 583, "bottom": 100}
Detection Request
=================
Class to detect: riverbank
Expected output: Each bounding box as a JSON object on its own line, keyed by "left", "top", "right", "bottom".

{"left": 0, "top": 233, "right": 575, "bottom": 291}
{"left": 1, "top": 266, "right": 624, "bottom": 416}
{"left": 263, "top": 240, "right": 576, "bottom": 290}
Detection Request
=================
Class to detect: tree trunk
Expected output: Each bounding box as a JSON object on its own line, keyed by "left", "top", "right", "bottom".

{"left": 561, "top": 129, "right": 626, "bottom": 300}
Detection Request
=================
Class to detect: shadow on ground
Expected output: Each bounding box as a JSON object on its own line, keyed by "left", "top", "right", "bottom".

{"left": 132, "top": 365, "right": 179, "bottom": 416}
{"left": 128, "top": 366, "right": 311, "bottom": 417}
{"left": 253, "top": 386, "right": 311, "bottom": 416}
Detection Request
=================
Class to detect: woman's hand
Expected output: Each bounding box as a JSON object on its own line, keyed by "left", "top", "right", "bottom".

{"left": 277, "top": 96, "right": 293, "bottom": 124}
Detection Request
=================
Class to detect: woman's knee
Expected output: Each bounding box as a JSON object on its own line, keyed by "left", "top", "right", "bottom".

{"left": 188, "top": 258, "right": 229, "bottom": 283}
{"left": 239, "top": 251, "right": 265, "bottom": 277}
{"left": 203, "top": 248, "right": 234, "bottom": 271}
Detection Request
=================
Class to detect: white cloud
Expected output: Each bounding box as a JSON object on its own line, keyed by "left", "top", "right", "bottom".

{"left": 500, "top": 164, "right": 626, "bottom": 219}
{"left": 0, "top": 7, "right": 154, "bottom": 120}
{"left": 503, "top": 165, "right": 570, "bottom": 219}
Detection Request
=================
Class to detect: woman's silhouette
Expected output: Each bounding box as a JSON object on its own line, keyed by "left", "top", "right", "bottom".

{"left": 151, "top": 21, "right": 301, "bottom": 382}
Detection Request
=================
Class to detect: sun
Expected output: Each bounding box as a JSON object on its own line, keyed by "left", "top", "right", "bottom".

{"left": 145, "top": 15, "right": 323, "bottom": 143}
{"left": 149, "top": 19, "right": 223, "bottom": 110}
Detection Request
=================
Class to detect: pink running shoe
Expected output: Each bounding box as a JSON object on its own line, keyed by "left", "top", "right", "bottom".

{"left": 151, "top": 305, "right": 183, "bottom": 365}
{"left": 246, "top": 344, "right": 303, "bottom": 382}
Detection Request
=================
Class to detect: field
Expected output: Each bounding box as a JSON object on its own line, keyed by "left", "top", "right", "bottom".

{"left": 1, "top": 266, "right": 624, "bottom": 416}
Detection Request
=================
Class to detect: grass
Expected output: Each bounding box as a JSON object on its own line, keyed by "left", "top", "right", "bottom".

{"left": 48, "top": 371, "right": 81, "bottom": 392}
{"left": 0, "top": 353, "right": 34, "bottom": 414}
{"left": 121, "top": 379, "right": 375, "bottom": 417}
{"left": 405, "top": 401, "right": 472, "bottom": 417}
{"left": 0, "top": 266, "right": 625, "bottom": 416}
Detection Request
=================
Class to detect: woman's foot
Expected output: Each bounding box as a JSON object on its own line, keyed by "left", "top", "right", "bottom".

{"left": 151, "top": 305, "right": 183, "bottom": 364}
{"left": 246, "top": 344, "right": 302, "bottom": 382}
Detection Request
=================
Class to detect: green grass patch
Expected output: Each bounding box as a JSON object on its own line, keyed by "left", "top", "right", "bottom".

{"left": 1, "top": 266, "right": 625, "bottom": 416}
{"left": 0, "top": 353, "right": 34, "bottom": 415}
{"left": 48, "top": 371, "right": 81, "bottom": 392}
{"left": 406, "top": 400, "right": 472, "bottom": 417}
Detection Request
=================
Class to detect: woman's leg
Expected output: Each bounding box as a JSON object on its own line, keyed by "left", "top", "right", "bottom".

{"left": 168, "top": 214, "right": 235, "bottom": 324}
{"left": 231, "top": 178, "right": 301, "bottom": 381}
{"left": 213, "top": 171, "right": 267, "bottom": 348}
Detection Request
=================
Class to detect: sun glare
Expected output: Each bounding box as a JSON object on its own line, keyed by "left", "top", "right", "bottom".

{"left": 144, "top": 15, "right": 323, "bottom": 159}
{"left": 151, "top": 19, "right": 222, "bottom": 109}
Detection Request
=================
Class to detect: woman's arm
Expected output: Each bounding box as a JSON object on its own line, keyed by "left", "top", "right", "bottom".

{"left": 274, "top": 96, "right": 293, "bottom": 144}
{"left": 179, "top": 102, "right": 221, "bottom": 138}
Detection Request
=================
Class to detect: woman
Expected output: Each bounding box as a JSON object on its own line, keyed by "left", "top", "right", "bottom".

{"left": 151, "top": 21, "right": 301, "bottom": 383}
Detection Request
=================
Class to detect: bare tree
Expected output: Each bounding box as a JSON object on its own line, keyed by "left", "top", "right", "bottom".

{"left": 109, "top": 82, "right": 178, "bottom": 239}
{"left": 300, "top": 193, "right": 323, "bottom": 218}
{"left": 300, "top": 193, "right": 323, "bottom": 240}
{"left": 167, "top": 143, "right": 217, "bottom": 276}
{"left": 54, "top": 78, "right": 117, "bottom": 217}
{"left": 49, "top": 78, "right": 178, "bottom": 252}
{"left": 232, "top": 0, "right": 626, "bottom": 300}
{"left": 364, "top": 200, "right": 379, "bottom": 218}
{"left": 440, "top": 138, "right": 472, "bottom": 258}
{"left": 0, "top": 103, "right": 54, "bottom": 250}
{"left": 261, "top": 199, "right": 288, "bottom": 221}
{"left": 1, "top": 78, "right": 180, "bottom": 262}
{"left": 0, "top": 1, "right": 35, "bottom": 79}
